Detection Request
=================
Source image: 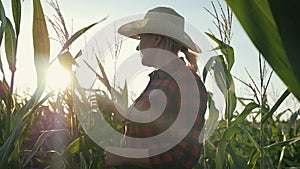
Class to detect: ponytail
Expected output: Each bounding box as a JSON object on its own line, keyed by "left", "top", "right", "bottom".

{"left": 163, "top": 36, "right": 198, "bottom": 72}
{"left": 181, "top": 48, "right": 198, "bottom": 72}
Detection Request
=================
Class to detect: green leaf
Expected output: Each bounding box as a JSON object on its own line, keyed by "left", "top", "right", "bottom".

{"left": 205, "top": 32, "right": 235, "bottom": 71}
{"left": 212, "top": 56, "right": 237, "bottom": 122}
{"left": 33, "top": 0, "right": 50, "bottom": 88}
{"left": 227, "top": 145, "right": 252, "bottom": 169}
{"left": 204, "top": 93, "right": 220, "bottom": 140}
{"left": 283, "top": 159, "right": 300, "bottom": 167}
{"left": 212, "top": 56, "right": 228, "bottom": 95}
{"left": 74, "top": 50, "right": 82, "bottom": 60}
{"left": 59, "top": 16, "right": 107, "bottom": 54}
{"left": 231, "top": 102, "right": 259, "bottom": 127}
{"left": 0, "top": 0, "right": 7, "bottom": 46}
{"left": 0, "top": 1, "right": 50, "bottom": 167}
{"left": 23, "top": 129, "right": 67, "bottom": 168}
{"left": 0, "top": 56, "right": 4, "bottom": 77}
{"left": 215, "top": 126, "right": 241, "bottom": 169}
{"left": 289, "top": 110, "right": 299, "bottom": 125}
{"left": 61, "top": 135, "right": 100, "bottom": 159}
{"left": 0, "top": 91, "right": 53, "bottom": 168}
{"left": 79, "top": 152, "right": 88, "bottom": 169}
{"left": 0, "top": 80, "right": 11, "bottom": 103}
{"left": 269, "top": 0, "right": 300, "bottom": 94}
{"left": 122, "top": 80, "right": 128, "bottom": 108}
{"left": 4, "top": 18, "right": 17, "bottom": 73}
{"left": 225, "top": 89, "right": 236, "bottom": 123}
{"left": 264, "top": 136, "right": 300, "bottom": 149}
{"left": 202, "top": 55, "right": 218, "bottom": 83}
{"left": 96, "top": 56, "right": 111, "bottom": 93}
{"left": 11, "top": 0, "right": 21, "bottom": 37}
{"left": 248, "top": 150, "right": 260, "bottom": 168}
{"left": 261, "top": 89, "right": 290, "bottom": 124}
{"left": 240, "top": 126, "right": 261, "bottom": 154}
{"left": 225, "top": 0, "right": 300, "bottom": 101}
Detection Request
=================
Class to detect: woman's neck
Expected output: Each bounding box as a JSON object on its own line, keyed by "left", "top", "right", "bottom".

{"left": 152, "top": 49, "right": 178, "bottom": 69}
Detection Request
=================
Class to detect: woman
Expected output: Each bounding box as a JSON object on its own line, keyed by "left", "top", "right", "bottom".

{"left": 99, "top": 6, "right": 207, "bottom": 169}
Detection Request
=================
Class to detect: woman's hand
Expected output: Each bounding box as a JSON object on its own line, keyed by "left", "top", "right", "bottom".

{"left": 96, "top": 95, "right": 127, "bottom": 123}
{"left": 96, "top": 95, "right": 115, "bottom": 113}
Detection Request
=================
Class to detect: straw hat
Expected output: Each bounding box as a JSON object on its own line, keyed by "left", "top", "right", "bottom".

{"left": 118, "top": 7, "right": 201, "bottom": 53}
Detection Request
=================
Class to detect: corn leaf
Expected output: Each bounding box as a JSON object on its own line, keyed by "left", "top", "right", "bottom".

{"left": 227, "top": 145, "right": 252, "bottom": 169}
{"left": 122, "top": 80, "right": 128, "bottom": 108}
{"left": 205, "top": 33, "right": 235, "bottom": 71}
{"left": 225, "top": 0, "right": 300, "bottom": 101}
{"left": 79, "top": 152, "right": 88, "bottom": 169}
{"left": 83, "top": 59, "right": 110, "bottom": 93}
{"left": 282, "top": 159, "right": 300, "bottom": 167}
{"left": 95, "top": 56, "right": 111, "bottom": 93}
{"left": 0, "top": 0, "right": 7, "bottom": 46}
{"left": 215, "top": 126, "right": 241, "bottom": 169}
{"left": 202, "top": 55, "right": 218, "bottom": 83}
{"left": 59, "top": 16, "right": 107, "bottom": 54}
{"left": 0, "top": 1, "right": 49, "bottom": 167}
{"left": 11, "top": 0, "right": 21, "bottom": 37}
{"left": 0, "top": 90, "right": 53, "bottom": 168}
{"left": 213, "top": 55, "right": 237, "bottom": 122}
{"left": 225, "top": 89, "right": 236, "bottom": 123}
{"left": 268, "top": 1, "right": 300, "bottom": 96}
{"left": 33, "top": 0, "right": 50, "bottom": 88}
{"left": 212, "top": 56, "right": 227, "bottom": 95}
{"left": 61, "top": 135, "right": 101, "bottom": 160}
{"left": 74, "top": 50, "right": 82, "bottom": 60}
{"left": 231, "top": 102, "right": 259, "bottom": 127}
{"left": 240, "top": 126, "right": 261, "bottom": 154}
{"left": 261, "top": 89, "right": 290, "bottom": 124}
{"left": 4, "top": 18, "right": 16, "bottom": 73}
{"left": 0, "top": 54, "right": 4, "bottom": 76}
{"left": 0, "top": 79, "right": 11, "bottom": 103}
{"left": 289, "top": 110, "right": 299, "bottom": 126}
{"left": 23, "top": 129, "right": 67, "bottom": 168}
{"left": 204, "top": 93, "right": 220, "bottom": 140}
{"left": 264, "top": 136, "right": 300, "bottom": 149}
{"left": 248, "top": 150, "right": 260, "bottom": 168}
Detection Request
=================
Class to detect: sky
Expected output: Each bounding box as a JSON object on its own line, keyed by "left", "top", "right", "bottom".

{"left": 1, "top": 0, "right": 298, "bottom": 113}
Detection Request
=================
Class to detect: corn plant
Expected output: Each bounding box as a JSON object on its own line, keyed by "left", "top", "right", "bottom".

{"left": 12, "top": 1, "right": 126, "bottom": 167}
{"left": 199, "top": 1, "right": 298, "bottom": 169}
{"left": 0, "top": 0, "right": 51, "bottom": 168}
{"left": 201, "top": 1, "right": 239, "bottom": 168}
{"left": 225, "top": 0, "right": 300, "bottom": 101}
{"left": 0, "top": 0, "right": 101, "bottom": 168}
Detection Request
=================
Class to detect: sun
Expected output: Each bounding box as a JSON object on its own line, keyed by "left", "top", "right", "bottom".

{"left": 46, "top": 62, "right": 71, "bottom": 91}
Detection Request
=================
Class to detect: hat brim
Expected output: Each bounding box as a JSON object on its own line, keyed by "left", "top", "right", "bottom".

{"left": 118, "top": 18, "right": 201, "bottom": 53}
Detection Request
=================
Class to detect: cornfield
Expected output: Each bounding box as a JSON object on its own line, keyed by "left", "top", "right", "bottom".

{"left": 0, "top": 0, "right": 299, "bottom": 169}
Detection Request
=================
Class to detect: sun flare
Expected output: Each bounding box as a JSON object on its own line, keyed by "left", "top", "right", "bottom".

{"left": 46, "top": 63, "right": 71, "bottom": 91}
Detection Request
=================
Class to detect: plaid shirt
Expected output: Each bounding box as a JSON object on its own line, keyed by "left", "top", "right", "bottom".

{"left": 122, "top": 58, "right": 207, "bottom": 169}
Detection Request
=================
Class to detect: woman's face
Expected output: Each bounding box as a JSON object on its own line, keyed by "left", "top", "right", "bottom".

{"left": 139, "top": 34, "right": 156, "bottom": 50}
{"left": 138, "top": 34, "right": 158, "bottom": 67}
{"left": 137, "top": 34, "right": 177, "bottom": 68}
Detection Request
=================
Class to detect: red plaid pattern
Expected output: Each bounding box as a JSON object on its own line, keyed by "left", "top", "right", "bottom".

{"left": 123, "top": 58, "right": 207, "bottom": 169}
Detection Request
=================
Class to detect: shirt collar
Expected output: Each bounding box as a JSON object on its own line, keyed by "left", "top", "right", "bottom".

{"left": 149, "top": 57, "right": 186, "bottom": 79}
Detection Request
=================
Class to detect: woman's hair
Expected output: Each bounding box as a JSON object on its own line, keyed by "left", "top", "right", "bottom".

{"left": 163, "top": 36, "right": 198, "bottom": 72}
{"left": 181, "top": 47, "right": 198, "bottom": 72}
